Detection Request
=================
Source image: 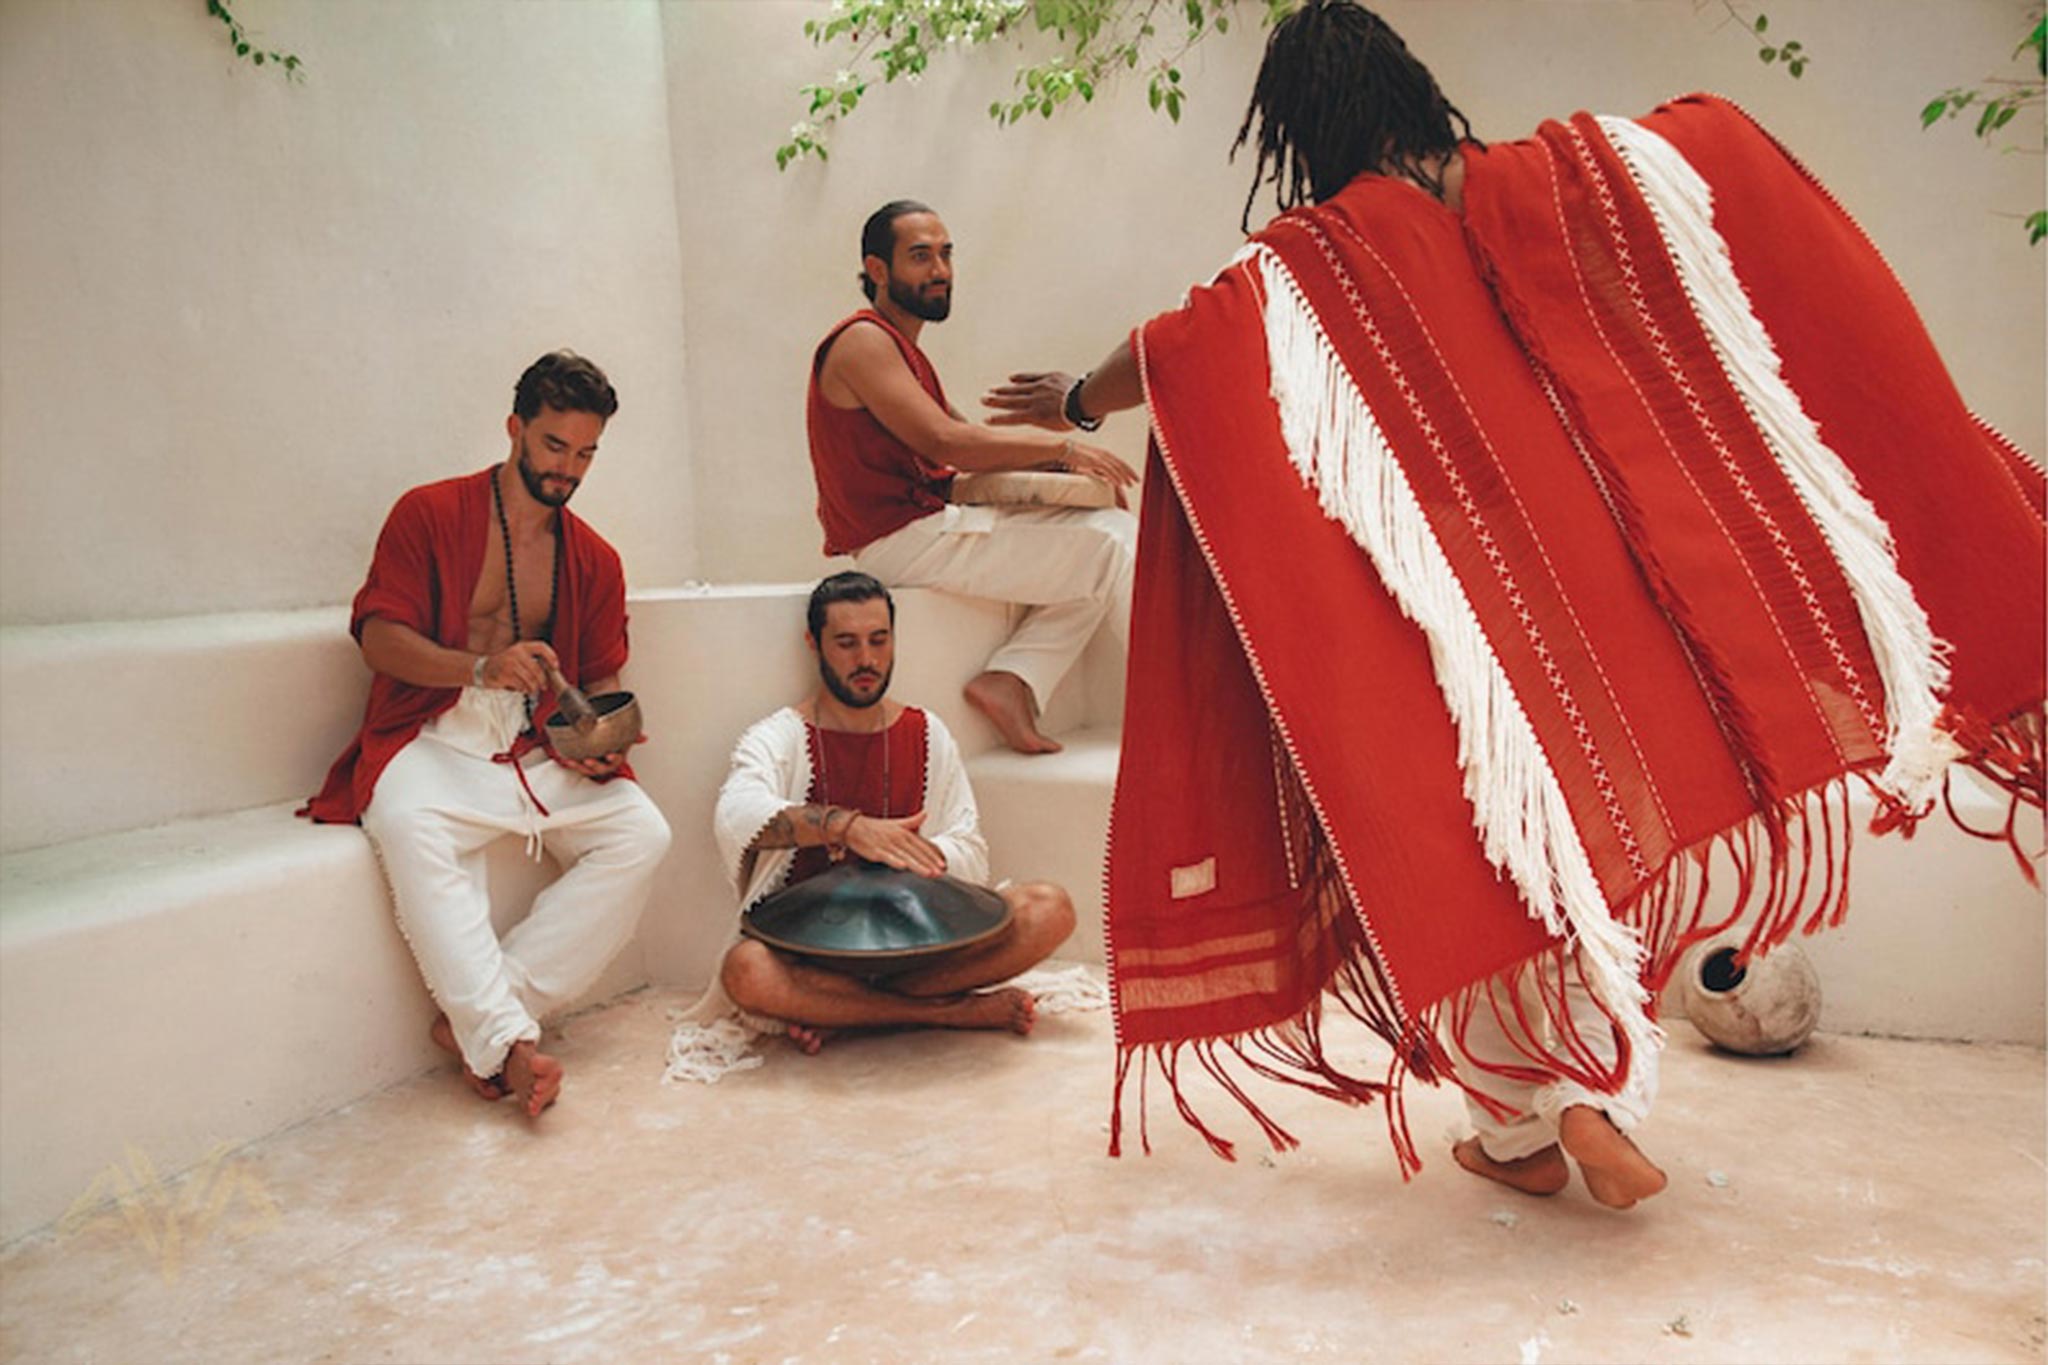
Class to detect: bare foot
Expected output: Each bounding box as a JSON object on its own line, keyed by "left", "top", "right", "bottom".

{"left": 947, "top": 987, "right": 1037, "bottom": 1035}
{"left": 429, "top": 1014, "right": 507, "bottom": 1102}
{"left": 964, "top": 671, "right": 1062, "bottom": 755}
{"left": 501, "top": 1040, "right": 564, "bottom": 1118}
{"left": 1452, "top": 1136, "right": 1569, "bottom": 1196}
{"left": 1559, "top": 1105, "right": 1668, "bottom": 1209}
{"left": 786, "top": 1022, "right": 839, "bottom": 1055}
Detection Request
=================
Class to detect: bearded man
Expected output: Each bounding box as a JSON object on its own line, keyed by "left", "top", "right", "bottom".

{"left": 700, "top": 572, "right": 1076, "bottom": 1054}
{"left": 806, "top": 200, "right": 1140, "bottom": 755}
{"left": 303, "top": 351, "right": 672, "bottom": 1117}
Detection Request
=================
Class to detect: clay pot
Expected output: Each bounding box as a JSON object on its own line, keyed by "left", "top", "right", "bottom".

{"left": 1678, "top": 931, "right": 1822, "bottom": 1056}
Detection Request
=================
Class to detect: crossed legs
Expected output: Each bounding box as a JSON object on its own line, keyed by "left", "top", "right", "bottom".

{"left": 719, "top": 880, "right": 1077, "bottom": 1052}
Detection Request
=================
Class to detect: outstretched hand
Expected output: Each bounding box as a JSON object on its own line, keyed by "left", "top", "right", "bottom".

{"left": 847, "top": 808, "right": 948, "bottom": 878}
{"left": 982, "top": 371, "right": 1076, "bottom": 430}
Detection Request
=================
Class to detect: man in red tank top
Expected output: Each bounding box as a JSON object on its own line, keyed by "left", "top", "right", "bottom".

{"left": 807, "top": 200, "right": 1141, "bottom": 755}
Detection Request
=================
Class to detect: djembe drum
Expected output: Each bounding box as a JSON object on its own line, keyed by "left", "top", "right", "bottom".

{"left": 951, "top": 470, "right": 1115, "bottom": 510}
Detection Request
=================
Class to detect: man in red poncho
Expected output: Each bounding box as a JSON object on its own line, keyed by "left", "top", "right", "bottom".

{"left": 988, "top": 0, "right": 2044, "bottom": 1208}
{"left": 304, "top": 352, "right": 673, "bottom": 1117}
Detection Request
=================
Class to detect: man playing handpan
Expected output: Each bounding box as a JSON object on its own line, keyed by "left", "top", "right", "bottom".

{"left": 708, "top": 572, "right": 1076, "bottom": 1053}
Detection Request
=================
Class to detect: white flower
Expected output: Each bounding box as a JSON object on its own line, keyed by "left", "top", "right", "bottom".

{"left": 836, "top": 68, "right": 853, "bottom": 84}
{"left": 790, "top": 121, "right": 817, "bottom": 138}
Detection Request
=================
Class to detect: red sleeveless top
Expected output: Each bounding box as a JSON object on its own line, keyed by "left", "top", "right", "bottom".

{"left": 807, "top": 310, "right": 956, "bottom": 555}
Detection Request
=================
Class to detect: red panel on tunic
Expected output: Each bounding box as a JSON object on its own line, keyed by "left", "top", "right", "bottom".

{"left": 787, "top": 707, "right": 931, "bottom": 887}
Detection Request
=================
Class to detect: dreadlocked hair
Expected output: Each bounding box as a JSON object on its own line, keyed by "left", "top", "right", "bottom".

{"left": 1232, "top": 0, "right": 1478, "bottom": 232}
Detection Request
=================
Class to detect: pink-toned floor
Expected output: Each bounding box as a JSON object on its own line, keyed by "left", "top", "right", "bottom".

{"left": 2, "top": 989, "right": 2041, "bottom": 1364}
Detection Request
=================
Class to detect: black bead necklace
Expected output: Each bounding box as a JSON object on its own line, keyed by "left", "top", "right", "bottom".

{"left": 492, "top": 468, "right": 560, "bottom": 732}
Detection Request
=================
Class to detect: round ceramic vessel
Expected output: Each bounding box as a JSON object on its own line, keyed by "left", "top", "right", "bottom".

{"left": 1678, "top": 931, "right": 1822, "bottom": 1056}
{"left": 743, "top": 863, "right": 1012, "bottom": 976}
{"left": 545, "top": 690, "right": 642, "bottom": 760}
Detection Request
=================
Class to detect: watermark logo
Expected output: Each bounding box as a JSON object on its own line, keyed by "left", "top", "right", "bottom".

{"left": 58, "top": 1142, "right": 280, "bottom": 1283}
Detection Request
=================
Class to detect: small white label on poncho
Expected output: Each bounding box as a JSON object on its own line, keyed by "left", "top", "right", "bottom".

{"left": 1170, "top": 857, "right": 1217, "bottom": 899}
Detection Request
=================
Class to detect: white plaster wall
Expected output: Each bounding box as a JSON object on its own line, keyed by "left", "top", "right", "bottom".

{"left": 665, "top": 0, "right": 2044, "bottom": 583}
{"left": 0, "top": 0, "right": 696, "bottom": 625}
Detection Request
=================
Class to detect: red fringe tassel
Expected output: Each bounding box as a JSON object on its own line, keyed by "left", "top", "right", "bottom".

{"left": 1110, "top": 705, "right": 2042, "bottom": 1174}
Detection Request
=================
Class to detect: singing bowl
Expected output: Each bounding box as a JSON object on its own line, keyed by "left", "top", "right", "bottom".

{"left": 742, "top": 863, "right": 1012, "bottom": 975}
{"left": 952, "top": 470, "right": 1114, "bottom": 510}
{"left": 545, "top": 690, "right": 643, "bottom": 760}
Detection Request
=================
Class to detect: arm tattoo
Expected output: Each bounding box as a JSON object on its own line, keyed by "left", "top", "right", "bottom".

{"left": 751, "top": 809, "right": 799, "bottom": 850}
{"left": 750, "top": 806, "right": 840, "bottom": 851}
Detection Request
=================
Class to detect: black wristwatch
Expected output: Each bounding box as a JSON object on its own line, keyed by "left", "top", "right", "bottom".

{"left": 1063, "top": 374, "right": 1104, "bottom": 432}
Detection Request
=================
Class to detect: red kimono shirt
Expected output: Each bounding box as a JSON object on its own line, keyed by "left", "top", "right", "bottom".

{"left": 301, "top": 466, "right": 631, "bottom": 824}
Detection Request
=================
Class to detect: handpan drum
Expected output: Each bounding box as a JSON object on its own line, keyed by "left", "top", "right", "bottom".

{"left": 951, "top": 470, "right": 1114, "bottom": 510}
{"left": 742, "top": 863, "right": 1012, "bottom": 976}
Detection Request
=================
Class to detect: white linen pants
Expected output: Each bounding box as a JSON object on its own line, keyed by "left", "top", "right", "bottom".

{"left": 362, "top": 688, "right": 671, "bottom": 1079}
{"left": 1451, "top": 954, "right": 1660, "bottom": 1161}
{"left": 856, "top": 502, "right": 1136, "bottom": 711}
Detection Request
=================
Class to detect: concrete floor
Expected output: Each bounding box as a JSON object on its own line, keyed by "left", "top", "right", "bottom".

{"left": 2, "top": 987, "right": 2042, "bottom": 1365}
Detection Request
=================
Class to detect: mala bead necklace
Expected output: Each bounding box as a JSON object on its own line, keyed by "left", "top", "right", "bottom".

{"left": 492, "top": 469, "right": 560, "bottom": 732}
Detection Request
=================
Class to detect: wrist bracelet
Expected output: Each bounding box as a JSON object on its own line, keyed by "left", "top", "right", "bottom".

{"left": 470, "top": 654, "right": 489, "bottom": 688}
{"left": 824, "top": 805, "right": 851, "bottom": 862}
{"left": 1063, "top": 374, "right": 1103, "bottom": 432}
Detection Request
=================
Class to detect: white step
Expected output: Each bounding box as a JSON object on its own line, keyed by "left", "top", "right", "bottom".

{"left": 0, "top": 801, "right": 642, "bottom": 1244}
{"left": 968, "top": 727, "right": 1121, "bottom": 967}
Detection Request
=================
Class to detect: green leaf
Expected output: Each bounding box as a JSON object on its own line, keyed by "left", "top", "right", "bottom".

{"left": 1976, "top": 103, "right": 1998, "bottom": 136}
{"left": 1994, "top": 105, "right": 2018, "bottom": 130}
{"left": 1214, "top": 14, "right": 1227, "bottom": 33}
{"left": 1789, "top": 59, "right": 1804, "bottom": 77}
{"left": 1759, "top": 46, "right": 1777, "bottom": 62}
{"left": 252, "top": 50, "right": 264, "bottom": 64}
{"left": 2026, "top": 210, "right": 2046, "bottom": 246}
{"left": 1754, "top": 13, "right": 1768, "bottom": 32}
{"left": 1148, "top": 81, "right": 1161, "bottom": 110}
{"left": 1921, "top": 98, "right": 1949, "bottom": 127}
{"left": 2023, "top": 19, "right": 2047, "bottom": 76}
{"left": 236, "top": 41, "right": 249, "bottom": 55}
